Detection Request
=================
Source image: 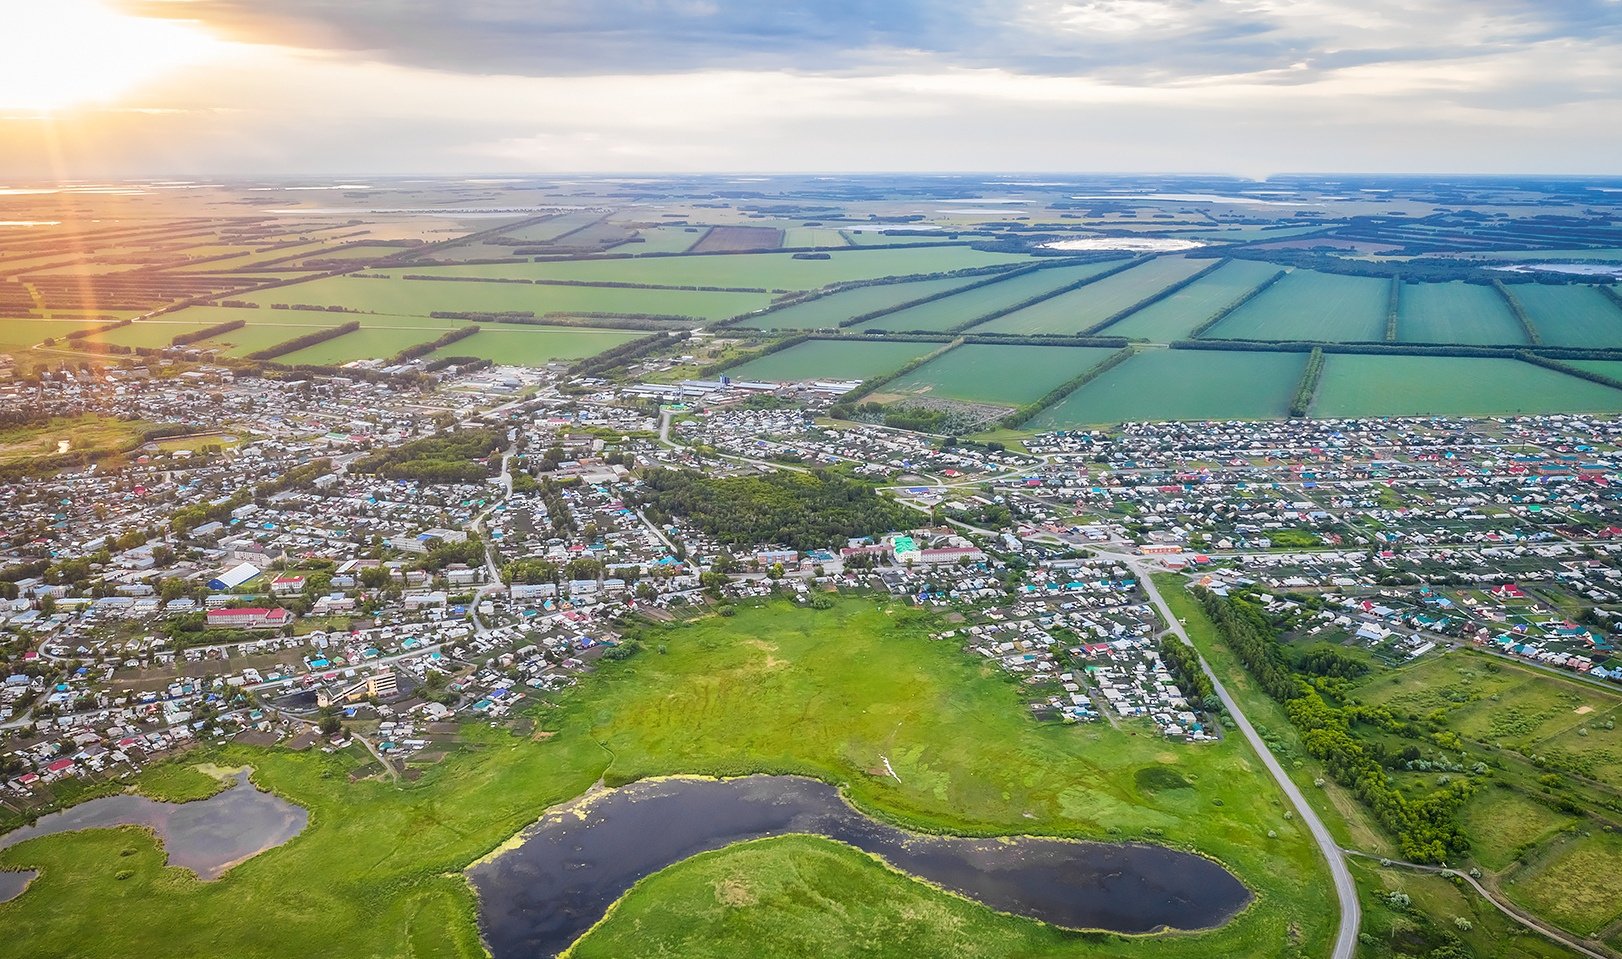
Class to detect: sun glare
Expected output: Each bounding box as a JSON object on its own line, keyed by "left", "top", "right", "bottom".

{"left": 0, "top": 0, "right": 221, "bottom": 111}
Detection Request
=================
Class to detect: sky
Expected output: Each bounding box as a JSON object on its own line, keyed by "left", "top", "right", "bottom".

{"left": 0, "top": 0, "right": 1619, "bottom": 178}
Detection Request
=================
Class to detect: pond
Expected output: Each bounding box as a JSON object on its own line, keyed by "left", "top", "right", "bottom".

{"left": 0, "top": 769, "right": 306, "bottom": 885}
{"left": 470, "top": 775, "right": 1250, "bottom": 958}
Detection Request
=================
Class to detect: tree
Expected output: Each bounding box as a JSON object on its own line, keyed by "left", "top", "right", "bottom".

{"left": 317, "top": 706, "right": 342, "bottom": 737}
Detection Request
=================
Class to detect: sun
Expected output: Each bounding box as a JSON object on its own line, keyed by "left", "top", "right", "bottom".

{"left": 0, "top": 0, "right": 222, "bottom": 111}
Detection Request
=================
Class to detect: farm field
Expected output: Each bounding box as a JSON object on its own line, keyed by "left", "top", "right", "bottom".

{"left": 1207, "top": 270, "right": 1387, "bottom": 342}
{"left": 1106, "top": 259, "right": 1283, "bottom": 341}
{"left": 1504, "top": 284, "right": 1622, "bottom": 349}
{"left": 1312, "top": 355, "right": 1622, "bottom": 417}
{"left": 0, "top": 599, "right": 1332, "bottom": 959}
{"left": 621, "top": 227, "right": 704, "bottom": 254}
{"left": 689, "top": 225, "right": 783, "bottom": 253}
{"left": 783, "top": 227, "right": 851, "bottom": 247}
{"left": 425, "top": 326, "right": 642, "bottom": 365}
{"left": 87, "top": 317, "right": 242, "bottom": 349}
{"left": 725, "top": 338, "right": 935, "bottom": 383}
{"left": 881, "top": 344, "right": 1117, "bottom": 406}
{"left": 1566, "top": 359, "right": 1622, "bottom": 380}
{"left": 736, "top": 275, "right": 985, "bottom": 331}
{"left": 974, "top": 256, "right": 1211, "bottom": 335}
{"left": 384, "top": 245, "right": 1033, "bottom": 291}
{"left": 853, "top": 261, "right": 1121, "bottom": 333}
{"left": 0, "top": 317, "right": 104, "bottom": 350}
{"left": 276, "top": 327, "right": 446, "bottom": 366}
{"left": 1396, "top": 280, "right": 1527, "bottom": 345}
{"left": 195, "top": 321, "right": 351, "bottom": 357}
{"left": 1025, "top": 348, "right": 1305, "bottom": 426}
{"left": 234, "top": 275, "right": 769, "bottom": 323}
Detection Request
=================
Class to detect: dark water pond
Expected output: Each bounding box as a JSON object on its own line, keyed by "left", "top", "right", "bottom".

{"left": 470, "top": 775, "right": 1250, "bottom": 958}
{"left": 0, "top": 770, "right": 306, "bottom": 884}
{"left": 0, "top": 869, "right": 35, "bottom": 903}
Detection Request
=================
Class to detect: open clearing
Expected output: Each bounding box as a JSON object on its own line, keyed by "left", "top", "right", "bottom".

{"left": 1456, "top": 786, "right": 1576, "bottom": 872}
{"left": 426, "top": 326, "right": 642, "bottom": 365}
{"left": 380, "top": 246, "right": 1032, "bottom": 291}
{"left": 1312, "top": 355, "right": 1622, "bottom": 417}
{"left": 1106, "top": 259, "right": 1282, "bottom": 342}
{"left": 0, "top": 599, "right": 1330, "bottom": 959}
{"left": 883, "top": 344, "right": 1116, "bottom": 406}
{"left": 1208, "top": 270, "right": 1387, "bottom": 342}
{"left": 1026, "top": 348, "right": 1305, "bottom": 426}
{"left": 735, "top": 275, "right": 986, "bottom": 331}
{"left": 1396, "top": 281, "right": 1527, "bottom": 345}
{"left": 1506, "top": 829, "right": 1622, "bottom": 936}
{"left": 1506, "top": 284, "right": 1622, "bottom": 349}
{"left": 725, "top": 339, "right": 934, "bottom": 382}
{"left": 853, "top": 260, "right": 1122, "bottom": 333}
{"left": 975, "top": 256, "right": 1212, "bottom": 335}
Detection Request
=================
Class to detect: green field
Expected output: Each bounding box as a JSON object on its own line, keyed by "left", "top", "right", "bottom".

{"left": 622, "top": 226, "right": 706, "bottom": 254}
{"left": 1106, "top": 260, "right": 1283, "bottom": 342}
{"left": 426, "top": 326, "right": 642, "bottom": 365}
{"left": 1506, "top": 830, "right": 1622, "bottom": 936}
{"left": 736, "top": 275, "right": 985, "bottom": 331}
{"left": 1312, "top": 355, "right": 1622, "bottom": 417}
{"left": 976, "top": 257, "right": 1212, "bottom": 335}
{"left": 387, "top": 246, "right": 1031, "bottom": 291}
{"left": 881, "top": 344, "right": 1116, "bottom": 406}
{"left": 0, "top": 414, "right": 150, "bottom": 466}
{"left": 0, "top": 600, "right": 1332, "bottom": 959}
{"left": 1396, "top": 281, "right": 1527, "bottom": 345}
{"left": 276, "top": 326, "right": 446, "bottom": 365}
{"left": 1026, "top": 349, "right": 1305, "bottom": 426}
{"left": 1210, "top": 270, "right": 1387, "bottom": 342}
{"left": 1457, "top": 786, "right": 1575, "bottom": 871}
{"left": 235, "top": 275, "right": 770, "bottom": 323}
{"left": 853, "top": 261, "right": 1122, "bottom": 333}
{"left": 0, "top": 317, "right": 103, "bottom": 350}
{"left": 725, "top": 338, "right": 935, "bottom": 382}
{"left": 1567, "top": 359, "right": 1622, "bottom": 380}
{"left": 1506, "top": 284, "right": 1622, "bottom": 348}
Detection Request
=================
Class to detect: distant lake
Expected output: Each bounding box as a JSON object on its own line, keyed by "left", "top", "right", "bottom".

{"left": 1043, "top": 237, "right": 1206, "bottom": 252}
{"left": 470, "top": 775, "right": 1250, "bottom": 958}
{"left": 0, "top": 770, "right": 306, "bottom": 886}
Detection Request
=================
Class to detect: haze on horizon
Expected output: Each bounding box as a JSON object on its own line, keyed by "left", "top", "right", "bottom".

{"left": 1, "top": 0, "right": 1619, "bottom": 180}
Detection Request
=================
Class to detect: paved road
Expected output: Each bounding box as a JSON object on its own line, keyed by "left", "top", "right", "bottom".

{"left": 1136, "top": 564, "right": 1361, "bottom": 959}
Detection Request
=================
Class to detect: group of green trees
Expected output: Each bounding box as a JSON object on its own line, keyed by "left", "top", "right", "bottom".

{"left": 351, "top": 428, "right": 504, "bottom": 484}
{"left": 636, "top": 468, "right": 914, "bottom": 551}
{"left": 1195, "top": 588, "right": 1472, "bottom": 863}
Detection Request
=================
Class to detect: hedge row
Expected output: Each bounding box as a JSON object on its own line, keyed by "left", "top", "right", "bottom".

{"left": 171, "top": 318, "right": 246, "bottom": 347}
{"left": 1001, "top": 346, "right": 1134, "bottom": 428}
{"left": 1081, "top": 258, "right": 1230, "bottom": 336}
{"left": 1187, "top": 269, "right": 1287, "bottom": 339}
{"left": 246, "top": 320, "right": 360, "bottom": 361}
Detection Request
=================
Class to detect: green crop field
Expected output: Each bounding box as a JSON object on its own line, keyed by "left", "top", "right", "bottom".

{"left": 0, "top": 317, "right": 104, "bottom": 351}
{"left": 1106, "top": 259, "right": 1282, "bottom": 342}
{"left": 235, "top": 275, "right": 769, "bottom": 323}
{"left": 84, "top": 318, "right": 233, "bottom": 349}
{"left": 1209, "top": 270, "right": 1387, "bottom": 342}
{"left": 0, "top": 599, "right": 1331, "bottom": 959}
{"left": 736, "top": 275, "right": 984, "bottom": 331}
{"left": 881, "top": 344, "right": 1116, "bottom": 406}
{"left": 1396, "top": 281, "right": 1527, "bottom": 345}
{"left": 276, "top": 327, "right": 445, "bottom": 365}
{"left": 195, "top": 321, "right": 343, "bottom": 357}
{"left": 783, "top": 227, "right": 852, "bottom": 247}
{"left": 1025, "top": 348, "right": 1304, "bottom": 426}
{"left": 1566, "top": 359, "right": 1622, "bottom": 380}
{"left": 426, "top": 326, "right": 642, "bottom": 365}
{"left": 975, "top": 256, "right": 1211, "bottom": 335}
{"left": 726, "top": 338, "right": 935, "bottom": 382}
{"left": 1506, "top": 284, "right": 1622, "bottom": 348}
{"left": 853, "top": 261, "right": 1122, "bottom": 333}
{"left": 1312, "top": 355, "right": 1622, "bottom": 417}
{"left": 622, "top": 226, "right": 705, "bottom": 254}
{"left": 383, "top": 245, "right": 1032, "bottom": 291}
{"left": 1507, "top": 830, "right": 1622, "bottom": 936}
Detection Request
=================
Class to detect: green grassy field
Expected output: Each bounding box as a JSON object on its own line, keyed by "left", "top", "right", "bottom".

{"left": 426, "top": 326, "right": 642, "bottom": 365}
{"left": 880, "top": 344, "right": 1116, "bottom": 406}
{"left": 976, "top": 256, "right": 1212, "bottom": 335}
{"left": 1505, "top": 829, "right": 1622, "bottom": 936}
{"left": 1396, "top": 281, "right": 1527, "bottom": 345}
{"left": 622, "top": 226, "right": 706, "bottom": 254}
{"left": 1506, "top": 284, "right": 1622, "bottom": 349}
{"left": 1106, "top": 260, "right": 1282, "bottom": 342}
{"left": 725, "top": 338, "right": 935, "bottom": 382}
{"left": 276, "top": 326, "right": 446, "bottom": 365}
{"left": 0, "top": 599, "right": 1332, "bottom": 959}
{"left": 1026, "top": 349, "right": 1305, "bottom": 426}
{"left": 0, "top": 414, "right": 150, "bottom": 466}
{"left": 388, "top": 246, "right": 1032, "bottom": 291}
{"left": 736, "top": 275, "right": 984, "bottom": 331}
{"left": 234, "top": 275, "right": 770, "bottom": 323}
{"left": 853, "top": 261, "right": 1122, "bottom": 333}
{"left": 84, "top": 317, "right": 237, "bottom": 349}
{"left": 196, "top": 321, "right": 347, "bottom": 357}
{"left": 1457, "top": 786, "right": 1576, "bottom": 871}
{"left": 0, "top": 317, "right": 103, "bottom": 351}
{"left": 1312, "top": 355, "right": 1622, "bottom": 417}
{"left": 1209, "top": 270, "right": 1387, "bottom": 342}
{"left": 1567, "top": 359, "right": 1622, "bottom": 380}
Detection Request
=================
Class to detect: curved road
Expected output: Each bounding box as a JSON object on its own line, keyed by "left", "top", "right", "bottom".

{"left": 1136, "top": 565, "right": 1360, "bottom": 959}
